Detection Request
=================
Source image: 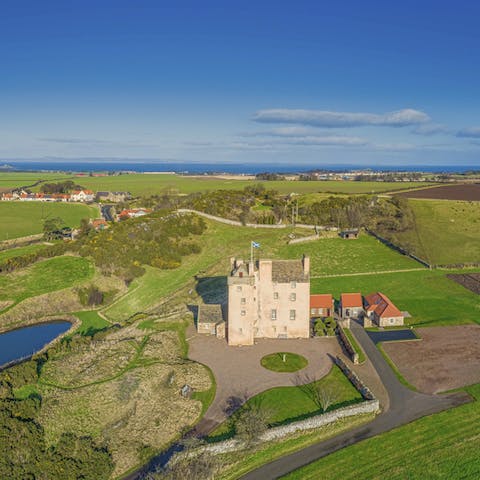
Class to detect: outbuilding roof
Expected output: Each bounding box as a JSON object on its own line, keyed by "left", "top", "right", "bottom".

{"left": 197, "top": 304, "right": 224, "bottom": 324}
{"left": 310, "top": 294, "right": 333, "bottom": 309}
{"left": 364, "top": 292, "right": 402, "bottom": 318}
{"left": 341, "top": 293, "right": 363, "bottom": 308}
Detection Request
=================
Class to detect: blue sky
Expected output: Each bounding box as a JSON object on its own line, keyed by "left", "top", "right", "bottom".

{"left": 1, "top": 0, "right": 480, "bottom": 166}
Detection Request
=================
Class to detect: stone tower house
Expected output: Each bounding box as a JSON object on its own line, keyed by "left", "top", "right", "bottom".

{"left": 227, "top": 256, "right": 310, "bottom": 346}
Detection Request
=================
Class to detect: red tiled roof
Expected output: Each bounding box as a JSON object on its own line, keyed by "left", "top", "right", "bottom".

{"left": 341, "top": 293, "right": 363, "bottom": 308}
{"left": 364, "top": 292, "right": 402, "bottom": 318}
{"left": 310, "top": 294, "right": 333, "bottom": 309}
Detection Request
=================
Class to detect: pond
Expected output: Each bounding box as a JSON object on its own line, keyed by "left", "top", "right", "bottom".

{"left": 0, "top": 321, "right": 71, "bottom": 368}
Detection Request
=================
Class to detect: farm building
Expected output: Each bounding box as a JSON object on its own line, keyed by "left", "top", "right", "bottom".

{"left": 310, "top": 294, "right": 334, "bottom": 318}
{"left": 227, "top": 256, "right": 310, "bottom": 346}
{"left": 340, "top": 293, "right": 364, "bottom": 319}
{"left": 364, "top": 292, "right": 404, "bottom": 327}
{"left": 96, "top": 191, "right": 131, "bottom": 202}
{"left": 339, "top": 229, "right": 359, "bottom": 239}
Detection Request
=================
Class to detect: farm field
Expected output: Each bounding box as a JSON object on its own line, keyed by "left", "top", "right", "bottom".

{"left": 396, "top": 182, "right": 480, "bottom": 201}
{"left": 0, "top": 201, "right": 99, "bottom": 240}
{"left": 311, "top": 269, "right": 480, "bottom": 327}
{"left": 5, "top": 171, "right": 434, "bottom": 196}
{"left": 0, "top": 172, "right": 71, "bottom": 191}
{"left": 0, "top": 256, "right": 94, "bottom": 308}
{"left": 280, "top": 234, "right": 419, "bottom": 276}
{"left": 394, "top": 199, "right": 480, "bottom": 265}
{"left": 282, "top": 383, "right": 480, "bottom": 480}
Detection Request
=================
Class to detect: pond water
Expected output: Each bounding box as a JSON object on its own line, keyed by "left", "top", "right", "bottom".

{"left": 0, "top": 321, "right": 71, "bottom": 367}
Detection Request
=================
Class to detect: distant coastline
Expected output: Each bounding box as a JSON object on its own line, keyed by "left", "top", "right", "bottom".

{"left": 0, "top": 160, "right": 478, "bottom": 175}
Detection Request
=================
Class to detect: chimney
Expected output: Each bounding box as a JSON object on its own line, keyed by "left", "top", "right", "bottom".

{"left": 302, "top": 254, "right": 310, "bottom": 275}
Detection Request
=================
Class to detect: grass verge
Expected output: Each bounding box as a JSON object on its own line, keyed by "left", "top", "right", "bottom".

{"left": 343, "top": 328, "right": 366, "bottom": 363}
{"left": 260, "top": 352, "right": 308, "bottom": 372}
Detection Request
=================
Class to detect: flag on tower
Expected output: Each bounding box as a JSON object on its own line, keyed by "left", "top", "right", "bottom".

{"left": 251, "top": 241, "right": 260, "bottom": 248}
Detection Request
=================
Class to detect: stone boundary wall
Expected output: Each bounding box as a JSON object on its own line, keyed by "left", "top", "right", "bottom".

{"left": 288, "top": 234, "right": 320, "bottom": 244}
{"left": 337, "top": 326, "right": 359, "bottom": 364}
{"left": 335, "top": 356, "right": 376, "bottom": 400}
{"left": 0, "top": 233, "right": 44, "bottom": 249}
{"left": 201, "top": 400, "right": 380, "bottom": 455}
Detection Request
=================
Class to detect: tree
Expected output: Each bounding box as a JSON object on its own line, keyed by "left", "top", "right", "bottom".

{"left": 43, "top": 217, "right": 65, "bottom": 240}
{"left": 314, "top": 319, "right": 325, "bottom": 336}
{"left": 234, "top": 402, "right": 269, "bottom": 447}
{"left": 312, "top": 385, "right": 338, "bottom": 413}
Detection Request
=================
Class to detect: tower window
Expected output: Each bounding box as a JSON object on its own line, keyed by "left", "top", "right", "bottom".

{"left": 271, "top": 309, "right": 277, "bottom": 321}
{"left": 290, "top": 309, "right": 296, "bottom": 321}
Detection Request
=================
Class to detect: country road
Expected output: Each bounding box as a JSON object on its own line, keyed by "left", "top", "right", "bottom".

{"left": 239, "top": 320, "right": 471, "bottom": 480}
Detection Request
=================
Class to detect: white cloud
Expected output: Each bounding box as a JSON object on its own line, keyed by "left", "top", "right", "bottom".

{"left": 252, "top": 108, "right": 430, "bottom": 128}
{"left": 411, "top": 124, "right": 451, "bottom": 136}
{"left": 456, "top": 127, "right": 480, "bottom": 138}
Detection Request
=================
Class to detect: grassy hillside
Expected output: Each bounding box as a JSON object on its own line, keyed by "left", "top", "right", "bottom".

{"left": 0, "top": 256, "right": 94, "bottom": 307}
{"left": 104, "top": 221, "right": 422, "bottom": 322}
{"left": 395, "top": 199, "right": 480, "bottom": 265}
{"left": 311, "top": 269, "right": 480, "bottom": 327}
{"left": 0, "top": 243, "right": 50, "bottom": 262}
{"left": 0, "top": 202, "right": 99, "bottom": 240}
{"left": 283, "top": 383, "right": 480, "bottom": 480}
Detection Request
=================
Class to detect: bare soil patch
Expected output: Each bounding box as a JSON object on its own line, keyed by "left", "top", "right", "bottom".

{"left": 382, "top": 325, "right": 480, "bottom": 393}
{"left": 447, "top": 273, "right": 480, "bottom": 295}
{"left": 396, "top": 183, "right": 480, "bottom": 201}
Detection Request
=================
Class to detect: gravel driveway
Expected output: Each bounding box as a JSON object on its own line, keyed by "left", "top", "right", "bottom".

{"left": 187, "top": 326, "right": 342, "bottom": 432}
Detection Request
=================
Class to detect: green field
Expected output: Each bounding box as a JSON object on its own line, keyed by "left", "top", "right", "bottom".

{"left": 0, "top": 243, "right": 50, "bottom": 262}
{"left": 0, "top": 170, "right": 430, "bottom": 196}
{"left": 0, "top": 172, "right": 71, "bottom": 190}
{"left": 395, "top": 199, "right": 480, "bottom": 265}
{"left": 280, "top": 234, "right": 420, "bottom": 276}
{"left": 0, "top": 256, "right": 94, "bottom": 306}
{"left": 283, "top": 383, "right": 480, "bottom": 480}
{"left": 260, "top": 352, "right": 308, "bottom": 372}
{"left": 0, "top": 201, "right": 99, "bottom": 240}
{"left": 210, "top": 365, "right": 363, "bottom": 441}
{"left": 312, "top": 269, "right": 480, "bottom": 327}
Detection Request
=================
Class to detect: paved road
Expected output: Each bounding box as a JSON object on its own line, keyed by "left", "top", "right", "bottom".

{"left": 239, "top": 320, "right": 470, "bottom": 480}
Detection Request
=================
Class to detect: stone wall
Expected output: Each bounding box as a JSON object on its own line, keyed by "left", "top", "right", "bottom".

{"left": 337, "top": 326, "right": 359, "bottom": 364}
{"left": 335, "top": 356, "right": 376, "bottom": 400}
{"left": 201, "top": 400, "right": 380, "bottom": 455}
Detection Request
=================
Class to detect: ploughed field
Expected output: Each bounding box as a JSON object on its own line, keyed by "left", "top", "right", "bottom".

{"left": 447, "top": 273, "right": 480, "bottom": 294}
{"left": 382, "top": 325, "right": 480, "bottom": 394}
{"left": 396, "top": 182, "right": 480, "bottom": 201}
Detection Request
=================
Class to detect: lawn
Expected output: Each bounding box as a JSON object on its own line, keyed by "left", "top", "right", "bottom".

{"left": 395, "top": 199, "right": 480, "bottom": 265}
{"left": 311, "top": 269, "right": 480, "bottom": 327}
{"left": 0, "top": 256, "right": 94, "bottom": 306}
{"left": 0, "top": 201, "right": 99, "bottom": 240}
{"left": 260, "top": 352, "right": 308, "bottom": 372}
{"left": 282, "top": 383, "right": 480, "bottom": 480}
{"left": 279, "top": 234, "right": 420, "bottom": 276}
{"left": 209, "top": 365, "right": 363, "bottom": 441}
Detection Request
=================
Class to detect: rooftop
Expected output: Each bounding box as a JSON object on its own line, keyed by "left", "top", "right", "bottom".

{"left": 310, "top": 294, "right": 333, "bottom": 309}
{"left": 341, "top": 293, "right": 363, "bottom": 308}
{"left": 364, "top": 292, "right": 402, "bottom": 318}
{"left": 271, "top": 259, "right": 309, "bottom": 283}
{"left": 197, "top": 304, "right": 224, "bottom": 324}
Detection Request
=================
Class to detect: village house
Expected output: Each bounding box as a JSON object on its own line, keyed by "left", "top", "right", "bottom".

{"left": 70, "top": 189, "right": 95, "bottom": 202}
{"left": 226, "top": 256, "right": 310, "bottom": 346}
{"left": 339, "top": 293, "right": 364, "bottom": 319}
{"left": 310, "top": 294, "right": 334, "bottom": 319}
{"left": 90, "top": 218, "right": 109, "bottom": 231}
{"left": 364, "top": 292, "right": 404, "bottom": 327}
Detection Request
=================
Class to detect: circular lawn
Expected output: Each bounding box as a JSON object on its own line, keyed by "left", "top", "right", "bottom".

{"left": 260, "top": 352, "right": 308, "bottom": 372}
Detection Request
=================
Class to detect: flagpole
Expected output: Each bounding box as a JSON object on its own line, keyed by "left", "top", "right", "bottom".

{"left": 250, "top": 241, "right": 253, "bottom": 265}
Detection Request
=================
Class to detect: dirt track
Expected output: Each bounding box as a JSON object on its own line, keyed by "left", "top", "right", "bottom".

{"left": 382, "top": 325, "right": 480, "bottom": 393}
{"left": 396, "top": 183, "right": 480, "bottom": 201}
